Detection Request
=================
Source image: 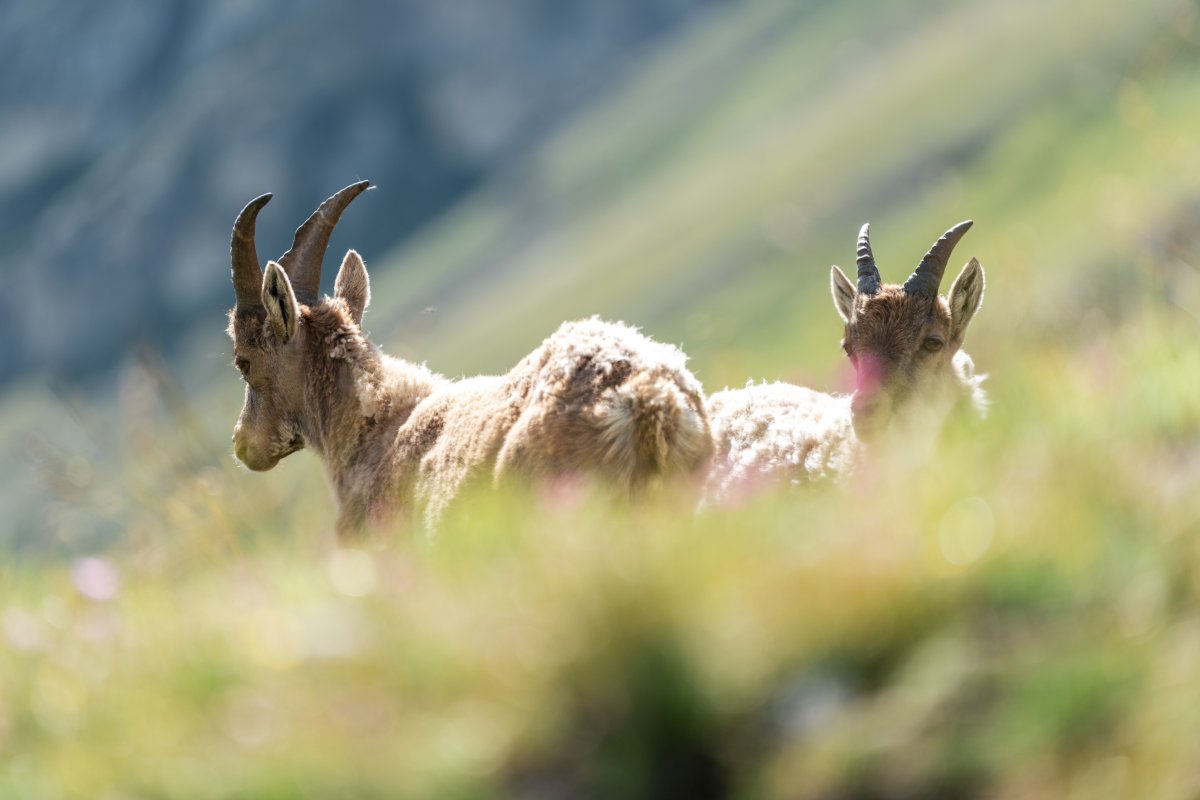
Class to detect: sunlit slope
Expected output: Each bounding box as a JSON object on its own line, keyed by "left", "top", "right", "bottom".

{"left": 366, "top": 0, "right": 1199, "bottom": 388}
{"left": 4, "top": 313, "right": 1200, "bottom": 796}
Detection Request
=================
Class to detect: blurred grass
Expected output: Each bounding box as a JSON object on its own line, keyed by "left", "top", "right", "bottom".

{"left": 4, "top": 0, "right": 1200, "bottom": 795}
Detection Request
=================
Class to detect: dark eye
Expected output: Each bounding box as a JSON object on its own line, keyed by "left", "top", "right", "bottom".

{"left": 922, "top": 338, "right": 944, "bottom": 353}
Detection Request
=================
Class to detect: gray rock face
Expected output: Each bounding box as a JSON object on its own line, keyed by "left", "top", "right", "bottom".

{"left": 0, "top": 0, "right": 724, "bottom": 382}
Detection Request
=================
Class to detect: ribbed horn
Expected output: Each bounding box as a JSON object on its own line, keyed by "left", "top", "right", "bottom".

{"left": 231, "top": 192, "right": 273, "bottom": 310}
{"left": 856, "top": 223, "right": 881, "bottom": 296}
{"left": 903, "top": 219, "right": 973, "bottom": 297}
{"left": 278, "top": 180, "right": 371, "bottom": 305}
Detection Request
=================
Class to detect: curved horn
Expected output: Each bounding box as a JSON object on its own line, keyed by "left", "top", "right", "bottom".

{"left": 903, "top": 219, "right": 973, "bottom": 297}
{"left": 856, "top": 223, "right": 881, "bottom": 296}
{"left": 231, "top": 192, "right": 273, "bottom": 310}
{"left": 278, "top": 180, "right": 371, "bottom": 305}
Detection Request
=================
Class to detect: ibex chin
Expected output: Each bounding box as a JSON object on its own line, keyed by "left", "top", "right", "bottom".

{"left": 704, "top": 221, "right": 987, "bottom": 501}
{"left": 228, "top": 181, "right": 712, "bottom": 538}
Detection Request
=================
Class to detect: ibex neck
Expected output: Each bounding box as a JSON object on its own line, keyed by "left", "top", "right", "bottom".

{"left": 850, "top": 348, "right": 986, "bottom": 446}
{"left": 309, "top": 349, "right": 443, "bottom": 464}
{"left": 296, "top": 307, "right": 445, "bottom": 473}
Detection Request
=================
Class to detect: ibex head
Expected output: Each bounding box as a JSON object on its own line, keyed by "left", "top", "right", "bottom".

{"left": 227, "top": 181, "right": 371, "bottom": 470}
{"left": 830, "top": 220, "right": 985, "bottom": 439}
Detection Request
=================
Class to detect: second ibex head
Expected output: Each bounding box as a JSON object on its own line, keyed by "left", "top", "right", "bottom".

{"left": 830, "top": 220, "right": 985, "bottom": 439}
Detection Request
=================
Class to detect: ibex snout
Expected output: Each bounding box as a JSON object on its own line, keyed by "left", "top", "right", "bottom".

{"left": 849, "top": 351, "right": 894, "bottom": 437}
{"left": 850, "top": 391, "right": 892, "bottom": 439}
{"left": 232, "top": 425, "right": 279, "bottom": 472}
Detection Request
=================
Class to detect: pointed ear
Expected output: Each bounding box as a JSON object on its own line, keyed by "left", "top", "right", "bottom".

{"left": 830, "top": 265, "right": 856, "bottom": 322}
{"left": 334, "top": 249, "right": 371, "bottom": 325}
{"left": 948, "top": 258, "right": 985, "bottom": 340}
{"left": 263, "top": 261, "right": 300, "bottom": 342}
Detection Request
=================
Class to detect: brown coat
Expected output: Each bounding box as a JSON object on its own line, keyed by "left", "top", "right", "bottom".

{"left": 228, "top": 183, "right": 712, "bottom": 538}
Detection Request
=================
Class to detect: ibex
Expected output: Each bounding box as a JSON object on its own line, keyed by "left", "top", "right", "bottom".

{"left": 704, "top": 221, "right": 986, "bottom": 501}
{"left": 228, "top": 181, "right": 712, "bottom": 537}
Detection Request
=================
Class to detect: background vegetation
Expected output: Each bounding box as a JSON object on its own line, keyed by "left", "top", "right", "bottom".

{"left": 3, "top": 0, "right": 1200, "bottom": 796}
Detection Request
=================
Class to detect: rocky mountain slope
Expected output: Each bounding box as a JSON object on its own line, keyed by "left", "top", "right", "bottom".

{"left": 0, "top": 0, "right": 723, "bottom": 382}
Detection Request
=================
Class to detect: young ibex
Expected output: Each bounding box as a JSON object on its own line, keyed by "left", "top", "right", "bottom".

{"left": 228, "top": 181, "right": 712, "bottom": 537}
{"left": 704, "top": 221, "right": 986, "bottom": 502}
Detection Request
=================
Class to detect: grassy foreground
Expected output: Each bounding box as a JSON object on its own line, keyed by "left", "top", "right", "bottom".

{"left": 4, "top": 0, "right": 1200, "bottom": 795}
{"left": 3, "top": 303, "right": 1199, "bottom": 797}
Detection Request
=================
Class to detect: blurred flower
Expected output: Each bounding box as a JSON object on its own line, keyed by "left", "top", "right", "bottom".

{"left": 937, "top": 497, "right": 995, "bottom": 567}
{"left": 327, "top": 550, "right": 377, "bottom": 598}
{"left": 74, "top": 605, "right": 121, "bottom": 644}
{"left": 71, "top": 556, "right": 120, "bottom": 601}
{"left": 303, "top": 601, "right": 371, "bottom": 661}
{"left": 536, "top": 474, "right": 589, "bottom": 514}
{"left": 3, "top": 607, "right": 45, "bottom": 652}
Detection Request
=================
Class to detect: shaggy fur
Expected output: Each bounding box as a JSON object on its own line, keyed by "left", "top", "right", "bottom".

{"left": 703, "top": 231, "right": 987, "bottom": 505}
{"left": 704, "top": 350, "right": 985, "bottom": 503}
{"left": 230, "top": 260, "right": 712, "bottom": 537}
{"left": 705, "top": 382, "right": 858, "bottom": 503}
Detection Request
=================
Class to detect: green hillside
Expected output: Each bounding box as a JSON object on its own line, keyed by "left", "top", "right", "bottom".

{"left": 3, "top": 0, "right": 1200, "bottom": 795}
{"left": 368, "top": 0, "right": 1199, "bottom": 383}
